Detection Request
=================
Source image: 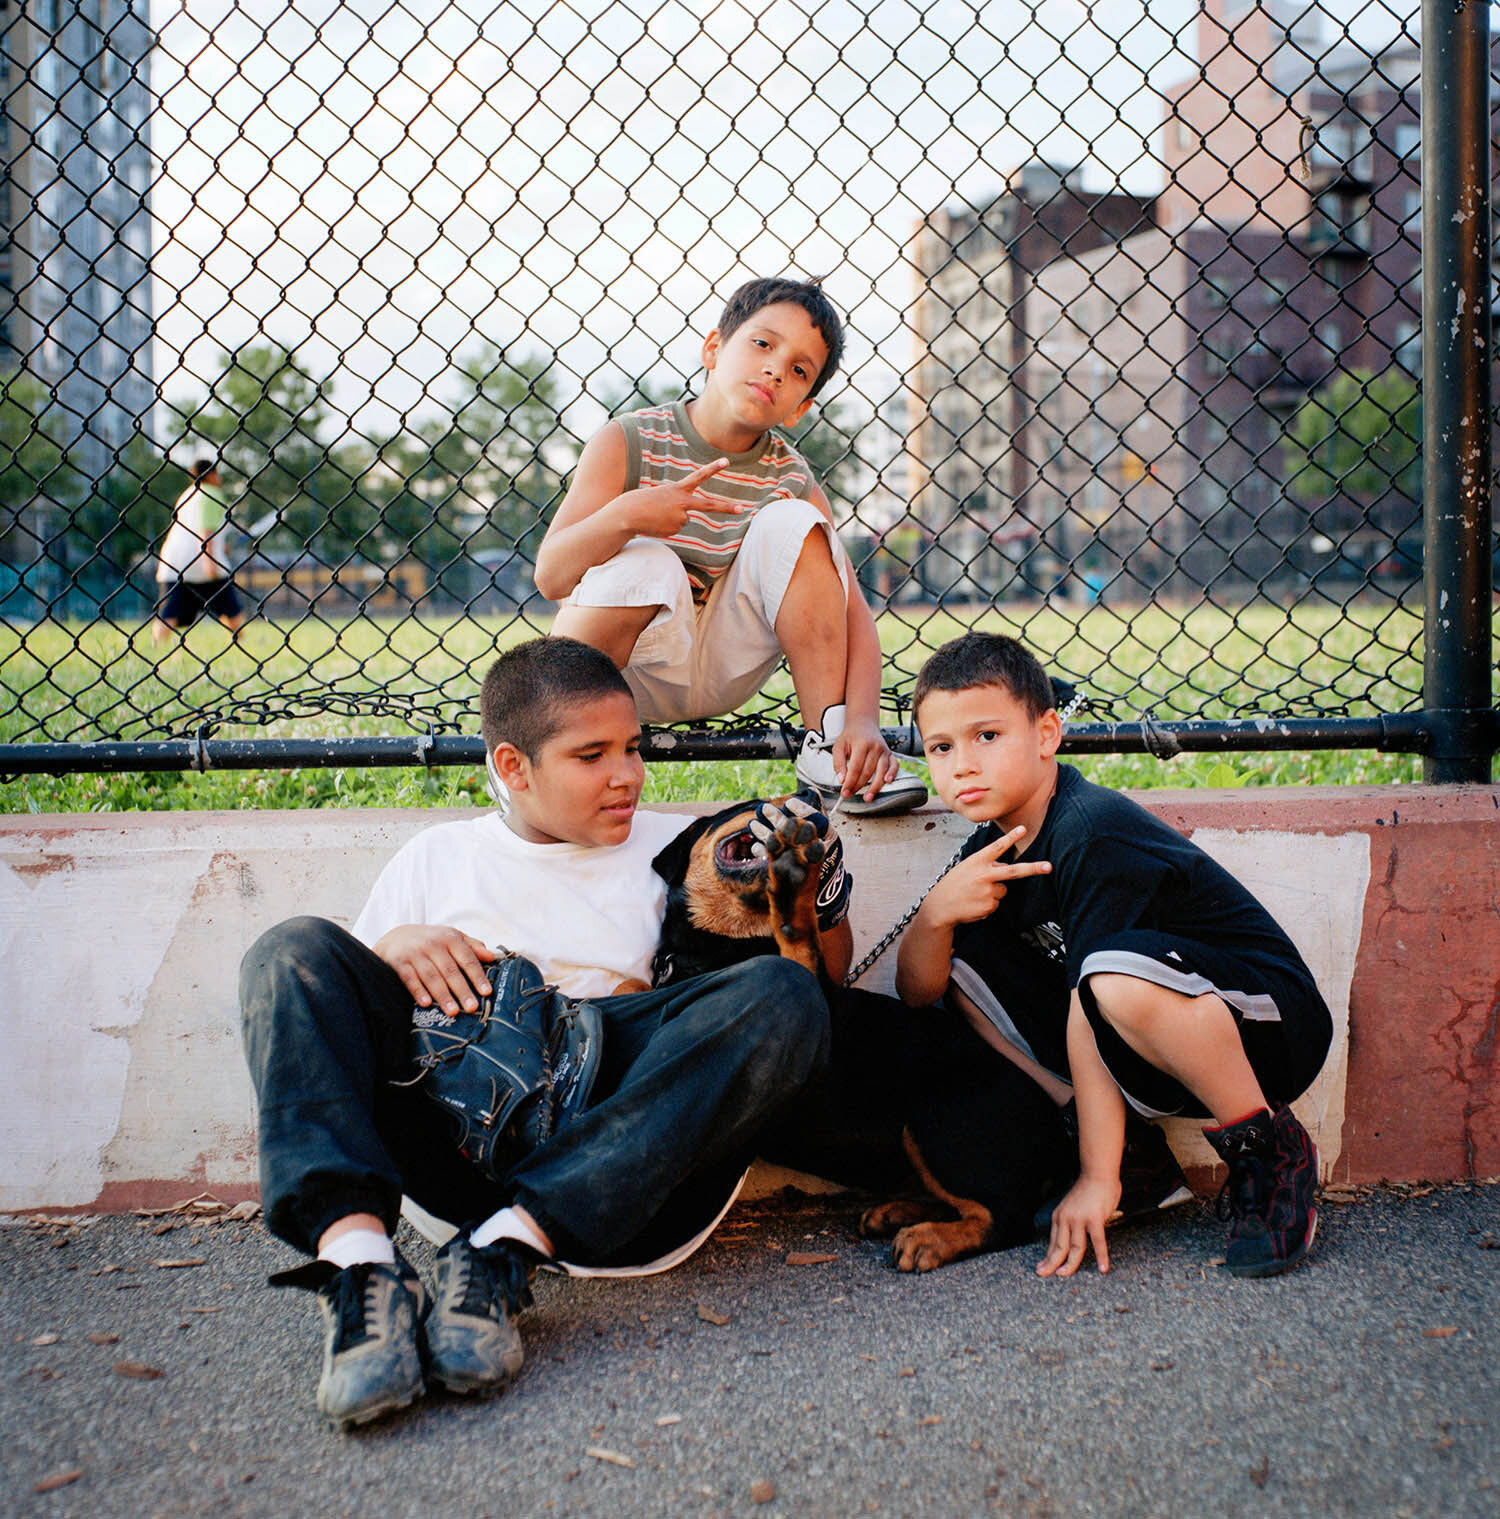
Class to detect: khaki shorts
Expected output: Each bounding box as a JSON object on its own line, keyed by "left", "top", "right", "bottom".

{"left": 563, "top": 498, "right": 849, "bottom": 723}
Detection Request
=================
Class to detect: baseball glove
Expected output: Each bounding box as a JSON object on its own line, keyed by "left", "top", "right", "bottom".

{"left": 403, "top": 949, "right": 604, "bottom": 1181}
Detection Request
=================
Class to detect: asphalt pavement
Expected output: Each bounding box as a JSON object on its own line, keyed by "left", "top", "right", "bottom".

{"left": 3, "top": 1182, "right": 1497, "bottom": 1518}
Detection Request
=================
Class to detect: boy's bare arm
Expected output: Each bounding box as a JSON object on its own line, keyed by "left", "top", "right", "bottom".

{"left": 949, "top": 984, "right": 1075, "bottom": 1106}
{"left": 534, "top": 422, "right": 728, "bottom": 599}
{"left": 820, "top": 916, "right": 853, "bottom": 986}
{"left": 895, "top": 895, "right": 958, "bottom": 1007}
{"left": 894, "top": 828, "right": 1051, "bottom": 1006}
{"left": 839, "top": 572, "right": 898, "bottom": 798}
{"left": 798, "top": 481, "right": 896, "bottom": 797}
{"left": 1037, "top": 993, "right": 1126, "bottom": 1278}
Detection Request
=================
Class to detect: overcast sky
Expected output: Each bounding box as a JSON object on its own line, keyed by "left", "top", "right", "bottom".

{"left": 145, "top": 0, "right": 1416, "bottom": 444}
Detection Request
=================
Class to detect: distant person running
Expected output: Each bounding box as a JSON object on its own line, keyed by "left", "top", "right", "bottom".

{"left": 153, "top": 458, "right": 244, "bottom": 644}
{"left": 535, "top": 276, "right": 926, "bottom": 816}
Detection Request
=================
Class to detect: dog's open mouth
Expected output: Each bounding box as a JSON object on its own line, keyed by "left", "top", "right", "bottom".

{"left": 714, "top": 826, "right": 765, "bottom": 879}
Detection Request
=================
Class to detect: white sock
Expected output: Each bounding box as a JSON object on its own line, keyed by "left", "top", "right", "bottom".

{"left": 470, "top": 1206, "right": 551, "bottom": 1257}
{"left": 319, "top": 1228, "right": 396, "bottom": 1270}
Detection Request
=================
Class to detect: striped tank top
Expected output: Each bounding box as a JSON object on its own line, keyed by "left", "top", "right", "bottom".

{"left": 619, "top": 399, "right": 815, "bottom": 603}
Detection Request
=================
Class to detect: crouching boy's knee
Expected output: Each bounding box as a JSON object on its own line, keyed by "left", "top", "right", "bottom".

{"left": 1084, "top": 971, "right": 1168, "bottom": 1038}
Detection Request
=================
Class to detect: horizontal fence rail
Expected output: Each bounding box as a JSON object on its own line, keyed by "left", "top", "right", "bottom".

{"left": 1, "top": 0, "right": 1495, "bottom": 780}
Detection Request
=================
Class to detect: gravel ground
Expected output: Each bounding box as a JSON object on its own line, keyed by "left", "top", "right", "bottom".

{"left": 3, "top": 1182, "right": 1497, "bottom": 1518}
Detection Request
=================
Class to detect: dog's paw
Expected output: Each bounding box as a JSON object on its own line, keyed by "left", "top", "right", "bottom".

{"left": 860, "top": 1197, "right": 944, "bottom": 1239}
{"left": 890, "top": 1221, "right": 974, "bottom": 1274}
{"left": 751, "top": 806, "right": 826, "bottom": 907}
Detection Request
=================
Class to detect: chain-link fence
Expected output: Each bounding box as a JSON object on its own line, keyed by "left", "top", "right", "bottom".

{"left": 1, "top": 0, "right": 1495, "bottom": 780}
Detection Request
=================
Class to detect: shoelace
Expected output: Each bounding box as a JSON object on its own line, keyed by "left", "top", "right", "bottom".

{"left": 1215, "top": 1147, "right": 1268, "bottom": 1223}
{"left": 326, "top": 1261, "right": 383, "bottom": 1350}
{"left": 454, "top": 1240, "right": 535, "bottom": 1318}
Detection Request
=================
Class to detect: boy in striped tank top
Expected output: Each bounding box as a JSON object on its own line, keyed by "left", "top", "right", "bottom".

{"left": 535, "top": 277, "right": 926, "bottom": 816}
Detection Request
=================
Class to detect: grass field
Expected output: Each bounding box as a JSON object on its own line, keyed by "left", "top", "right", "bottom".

{"left": 1, "top": 593, "right": 1468, "bottom": 815}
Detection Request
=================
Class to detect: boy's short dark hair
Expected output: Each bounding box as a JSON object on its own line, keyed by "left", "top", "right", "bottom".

{"left": 480, "top": 637, "right": 634, "bottom": 759}
{"left": 717, "top": 277, "right": 845, "bottom": 397}
{"left": 191, "top": 457, "right": 218, "bottom": 479}
{"left": 913, "top": 633, "right": 1056, "bottom": 725}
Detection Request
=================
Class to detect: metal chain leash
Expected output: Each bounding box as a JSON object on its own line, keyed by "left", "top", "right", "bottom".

{"left": 840, "top": 688, "right": 1086, "bottom": 988}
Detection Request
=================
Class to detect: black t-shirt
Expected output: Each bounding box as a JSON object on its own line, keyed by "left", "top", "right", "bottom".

{"left": 949, "top": 764, "right": 1320, "bottom": 1078}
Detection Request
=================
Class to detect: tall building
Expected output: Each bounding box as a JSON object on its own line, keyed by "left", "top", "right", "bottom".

{"left": 907, "top": 162, "right": 1153, "bottom": 598}
{"left": 2, "top": 0, "right": 154, "bottom": 492}
{"left": 910, "top": 2, "right": 1444, "bottom": 599}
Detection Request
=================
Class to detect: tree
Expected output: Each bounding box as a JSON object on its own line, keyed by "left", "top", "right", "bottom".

{"left": 67, "top": 436, "right": 184, "bottom": 615}
{"left": 0, "top": 369, "right": 81, "bottom": 611}
{"left": 1284, "top": 368, "right": 1421, "bottom": 511}
{"left": 172, "top": 343, "right": 337, "bottom": 555}
{"left": 783, "top": 391, "right": 863, "bottom": 518}
{"left": 445, "top": 344, "right": 568, "bottom": 553}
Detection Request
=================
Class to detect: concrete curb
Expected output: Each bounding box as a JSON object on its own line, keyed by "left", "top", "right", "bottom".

{"left": 3, "top": 784, "right": 1497, "bottom": 1213}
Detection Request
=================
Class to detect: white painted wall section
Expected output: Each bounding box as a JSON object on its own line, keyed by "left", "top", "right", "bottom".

{"left": 0, "top": 808, "right": 1359, "bottom": 1212}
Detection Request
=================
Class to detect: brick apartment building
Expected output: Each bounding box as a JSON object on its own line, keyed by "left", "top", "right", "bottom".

{"left": 908, "top": 0, "right": 1453, "bottom": 601}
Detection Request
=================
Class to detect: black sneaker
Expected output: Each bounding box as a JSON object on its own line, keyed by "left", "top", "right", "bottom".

{"left": 270, "top": 1255, "right": 427, "bottom": 1429}
{"left": 425, "top": 1234, "right": 532, "bottom": 1395}
{"left": 1203, "top": 1104, "right": 1319, "bottom": 1278}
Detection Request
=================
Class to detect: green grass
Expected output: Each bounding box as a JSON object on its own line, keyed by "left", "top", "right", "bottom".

{"left": 2, "top": 592, "right": 1472, "bottom": 815}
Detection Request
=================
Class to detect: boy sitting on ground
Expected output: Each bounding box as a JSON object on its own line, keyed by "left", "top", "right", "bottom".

{"left": 534, "top": 275, "right": 926, "bottom": 816}
{"left": 239, "top": 637, "right": 835, "bottom": 1428}
{"left": 896, "top": 633, "right": 1333, "bottom": 1279}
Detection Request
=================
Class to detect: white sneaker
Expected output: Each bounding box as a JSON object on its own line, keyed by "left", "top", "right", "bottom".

{"left": 794, "top": 703, "right": 928, "bottom": 817}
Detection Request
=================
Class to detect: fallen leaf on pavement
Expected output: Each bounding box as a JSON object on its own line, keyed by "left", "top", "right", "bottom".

{"left": 85, "top": 1333, "right": 119, "bottom": 1345}
{"left": 32, "top": 1333, "right": 60, "bottom": 1346}
{"left": 751, "top": 1479, "right": 776, "bottom": 1504}
{"left": 112, "top": 1360, "right": 164, "bottom": 1380}
{"left": 34, "top": 1469, "right": 82, "bottom": 1494}
{"left": 917, "top": 1415, "right": 943, "bottom": 1427}
{"left": 585, "top": 1447, "right": 634, "bottom": 1468}
{"left": 1250, "top": 1454, "right": 1270, "bottom": 1489}
{"left": 1422, "top": 1326, "right": 1459, "bottom": 1338}
{"left": 185, "top": 1306, "right": 223, "bottom": 1315}
{"left": 785, "top": 1251, "right": 838, "bottom": 1266}
{"left": 655, "top": 1414, "right": 682, "bottom": 1426}
{"left": 152, "top": 1258, "right": 206, "bottom": 1270}
{"left": 697, "top": 1303, "right": 731, "bottom": 1326}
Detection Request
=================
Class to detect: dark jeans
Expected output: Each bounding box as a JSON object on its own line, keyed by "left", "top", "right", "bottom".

{"left": 239, "top": 917, "right": 830, "bottom": 1264}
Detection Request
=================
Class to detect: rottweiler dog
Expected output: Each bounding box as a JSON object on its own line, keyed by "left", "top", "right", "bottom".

{"left": 622, "top": 787, "right": 832, "bottom": 994}
{"left": 647, "top": 787, "right": 831, "bottom": 985}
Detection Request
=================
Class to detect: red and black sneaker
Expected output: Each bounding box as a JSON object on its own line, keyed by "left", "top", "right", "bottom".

{"left": 1203, "top": 1104, "right": 1319, "bottom": 1278}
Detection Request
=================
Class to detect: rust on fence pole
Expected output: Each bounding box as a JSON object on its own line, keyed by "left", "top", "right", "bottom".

{"left": 1421, "top": 0, "right": 1497, "bottom": 783}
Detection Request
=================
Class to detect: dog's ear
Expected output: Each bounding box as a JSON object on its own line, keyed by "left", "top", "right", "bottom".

{"left": 650, "top": 804, "right": 737, "bottom": 887}
{"left": 650, "top": 797, "right": 768, "bottom": 887}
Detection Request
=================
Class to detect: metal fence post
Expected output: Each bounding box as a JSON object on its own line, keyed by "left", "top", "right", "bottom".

{"left": 1421, "top": 0, "right": 1496, "bottom": 783}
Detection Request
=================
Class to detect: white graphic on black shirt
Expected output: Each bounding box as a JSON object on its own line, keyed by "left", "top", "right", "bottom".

{"left": 1022, "top": 920, "right": 1066, "bottom": 963}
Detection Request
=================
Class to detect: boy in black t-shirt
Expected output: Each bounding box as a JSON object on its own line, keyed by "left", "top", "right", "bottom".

{"left": 897, "top": 633, "right": 1332, "bottom": 1279}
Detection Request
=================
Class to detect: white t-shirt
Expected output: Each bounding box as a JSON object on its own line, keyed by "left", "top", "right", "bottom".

{"left": 351, "top": 808, "right": 690, "bottom": 1000}
{"left": 157, "top": 482, "right": 228, "bottom": 582}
